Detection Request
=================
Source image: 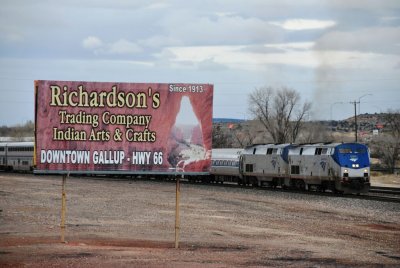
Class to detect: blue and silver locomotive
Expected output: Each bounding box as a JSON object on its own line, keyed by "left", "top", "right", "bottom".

{"left": 211, "top": 142, "right": 370, "bottom": 194}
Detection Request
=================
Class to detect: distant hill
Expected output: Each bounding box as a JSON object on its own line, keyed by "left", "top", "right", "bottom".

{"left": 342, "top": 113, "right": 388, "bottom": 131}
{"left": 213, "top": 118, "right": 245, "bottom": 124}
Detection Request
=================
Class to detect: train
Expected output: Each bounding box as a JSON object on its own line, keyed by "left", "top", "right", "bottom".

{"left": 0, "top": 141, "right": 370, "bottom": 194}
{"left": 0, "top": 142, "right": 34, "bottom": 172}
{"left": 211, "top": 143, "right": 371, "bottom": 194}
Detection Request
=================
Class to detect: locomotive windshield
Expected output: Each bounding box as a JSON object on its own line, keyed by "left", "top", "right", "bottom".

{"left": 338, "top": 147, "right": 367, "bottom": 154}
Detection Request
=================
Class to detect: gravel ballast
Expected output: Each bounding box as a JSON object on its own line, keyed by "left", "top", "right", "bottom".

{"left": 1, "top": 173, "right": 399, "bottom": 267}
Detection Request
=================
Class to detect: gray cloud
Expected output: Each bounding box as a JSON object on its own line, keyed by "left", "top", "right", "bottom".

{"left": 239, "top": 45, "right": 285, "bottom": 54}
{"left": 314, "top": 27, "right": 400, "bottom": 54}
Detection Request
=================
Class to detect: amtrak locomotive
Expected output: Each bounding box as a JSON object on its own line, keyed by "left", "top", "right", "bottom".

{"left": 211, "top": 143, "right": 370, "bottom": 194}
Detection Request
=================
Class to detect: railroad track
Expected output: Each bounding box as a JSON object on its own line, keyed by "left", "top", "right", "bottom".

{"left": 365, "top": 186, "right": 400, "bottom": 203}
{"left": 195, "top": 181, "right": 400, "bottom": 204}
{"left": 64, "top": 176, "right": 400, "bottom": 204}
{"left": 188, "top": 180, "right": 400, "bottom": 204}
{"left": 6, "top": 172, "right": 400, "bottom": 203}
{"left": 369, "top": 186, "right": 400, "bottom": 195}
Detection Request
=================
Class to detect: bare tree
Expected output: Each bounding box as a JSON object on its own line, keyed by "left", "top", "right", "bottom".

{"left": 229, "top": 123, "right": 257, "bottom": 148}
{"left": 372, "top": 109, "right": 400, "bottom": 173}
{"left": 248, "top": 86, "right": 311, "bottom": 143}
{"left": 212, "top": 124, "right": 233, "bottom": 148}
{"left": 372, "top": 135, "right": 399, "bottom": 173}
{"left": 297, "top": 121, "right": 331, "bottom": 143}
{"left": 384, "top": 109, "right": 400, "bottom": 139}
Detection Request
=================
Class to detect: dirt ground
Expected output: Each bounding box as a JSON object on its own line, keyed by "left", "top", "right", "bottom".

{"left": 371, "top": 173, "right": 400, "bottom": 187}
{"left": 1, "top": 173, "right": 399, "bottom": 267}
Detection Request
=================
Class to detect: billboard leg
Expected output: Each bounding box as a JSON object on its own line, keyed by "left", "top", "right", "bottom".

{"left": 175, "top": 175, "right": 181, "bottom": 249}
{"left": 60, "top": 173, "right": 69, "bottom": 243}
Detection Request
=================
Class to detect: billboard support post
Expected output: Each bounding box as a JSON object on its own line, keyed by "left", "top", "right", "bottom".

{"left": 175, "top": 175, "right": 181, "bottom": 249}
{"left": 60, "top": 173, "right": 69, "bottom": 243}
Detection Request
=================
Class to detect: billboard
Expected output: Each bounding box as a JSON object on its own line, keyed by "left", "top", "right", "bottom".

{"left": 34, "top": 81, "right": 213, "bottom": 174}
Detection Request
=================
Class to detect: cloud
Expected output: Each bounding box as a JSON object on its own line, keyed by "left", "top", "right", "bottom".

{"left": 144, "top": 2, "right": 169, "bottom": 10}
{"left": 82, "top": 37, "right": 142, "bottom": 55}
{"left": 162, "top": 44, "right": 319, "bottom": 70}
{"left": 380, "top": 16, "right": 400, "bottom": 23}
{"left": 197, "top": 58, "right": 229, "bottom": 71}
{"left": 108, "top": 39, "right": 142, "bottom": 54}
{"left": 270, "top": 19, "right": 337, "bottom": 30}
{"left": 161, "top": 11, "right": 283, "bottom": 46}
{"left": 138, "top": 35, "right": 182, "bottom": 49}
{"left": 0, "top": 21, "right": 25, "bottom": 43}
{"left": 161, "top": 41, "right": 399, "bottom": 72}
{"left": 240, "top": 45, "right": 285, "bottom": 54}
{"left": 2, "top": 32, "right": 24, "bottom": 43}
{"left": 315, "top": 27, "right": 400, "bottom": 54}
{"left": 266, "top": 42, "right": 315, "bottom": 51}
{"left": 214, "top": 12, "right": 237, "bottom": 18}
{"left": 82, "top": 36, "right": 103, "bottom": 49}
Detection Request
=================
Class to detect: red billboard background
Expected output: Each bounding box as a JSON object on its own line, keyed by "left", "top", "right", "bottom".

{"left": 35, "top": 81, "right": 213, "bottom": 174}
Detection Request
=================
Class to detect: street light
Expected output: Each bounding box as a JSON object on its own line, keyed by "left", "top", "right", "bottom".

{"left": 358, "top": 93, "right": 372, "bottom": 115}
{"left": 351, "top": 93, "right": 373, "bottom": 143}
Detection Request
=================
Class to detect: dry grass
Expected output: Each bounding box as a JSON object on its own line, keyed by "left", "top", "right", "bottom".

{"left": 371, "top": 173, "right": 400, "bottom": 186}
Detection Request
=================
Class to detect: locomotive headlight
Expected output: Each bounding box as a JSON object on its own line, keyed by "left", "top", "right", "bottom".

{"left": 343, "top": 167, "right": 349, "bottom": 177}
{"left": 364, "top": 169, "right": 368, "bottom": 173}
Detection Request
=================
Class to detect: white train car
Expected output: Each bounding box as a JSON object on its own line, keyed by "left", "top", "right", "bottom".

{"left": 210, "top": 148, "right": 243, "bottom": 183}
{"left": 0, "top": 142, "right": 34, "bottom": 171}
{"left": 241, "top": 144, "right": 292, "bottom": 186}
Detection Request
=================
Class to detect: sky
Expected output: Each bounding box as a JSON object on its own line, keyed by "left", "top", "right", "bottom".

{"left": 0, "top": 0, "right": 399, "bottom": 126}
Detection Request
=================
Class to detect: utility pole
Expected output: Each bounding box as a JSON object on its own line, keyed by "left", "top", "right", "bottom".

{"left": 350, "top": 100, "right": 360, "bottom": 142}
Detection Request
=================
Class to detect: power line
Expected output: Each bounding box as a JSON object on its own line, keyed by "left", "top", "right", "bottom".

{"left": 0, "top": 76, "right": 400, "bottom": 84}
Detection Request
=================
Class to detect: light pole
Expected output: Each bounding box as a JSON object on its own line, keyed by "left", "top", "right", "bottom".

{"left": 349, "top": 100, "right": 359, "bottom": 142}
{"left": 358, "top": 93, "right": 372, "bottom": 115}
{"left": 350, "top": 94, "right": 373, "bottom": 143}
